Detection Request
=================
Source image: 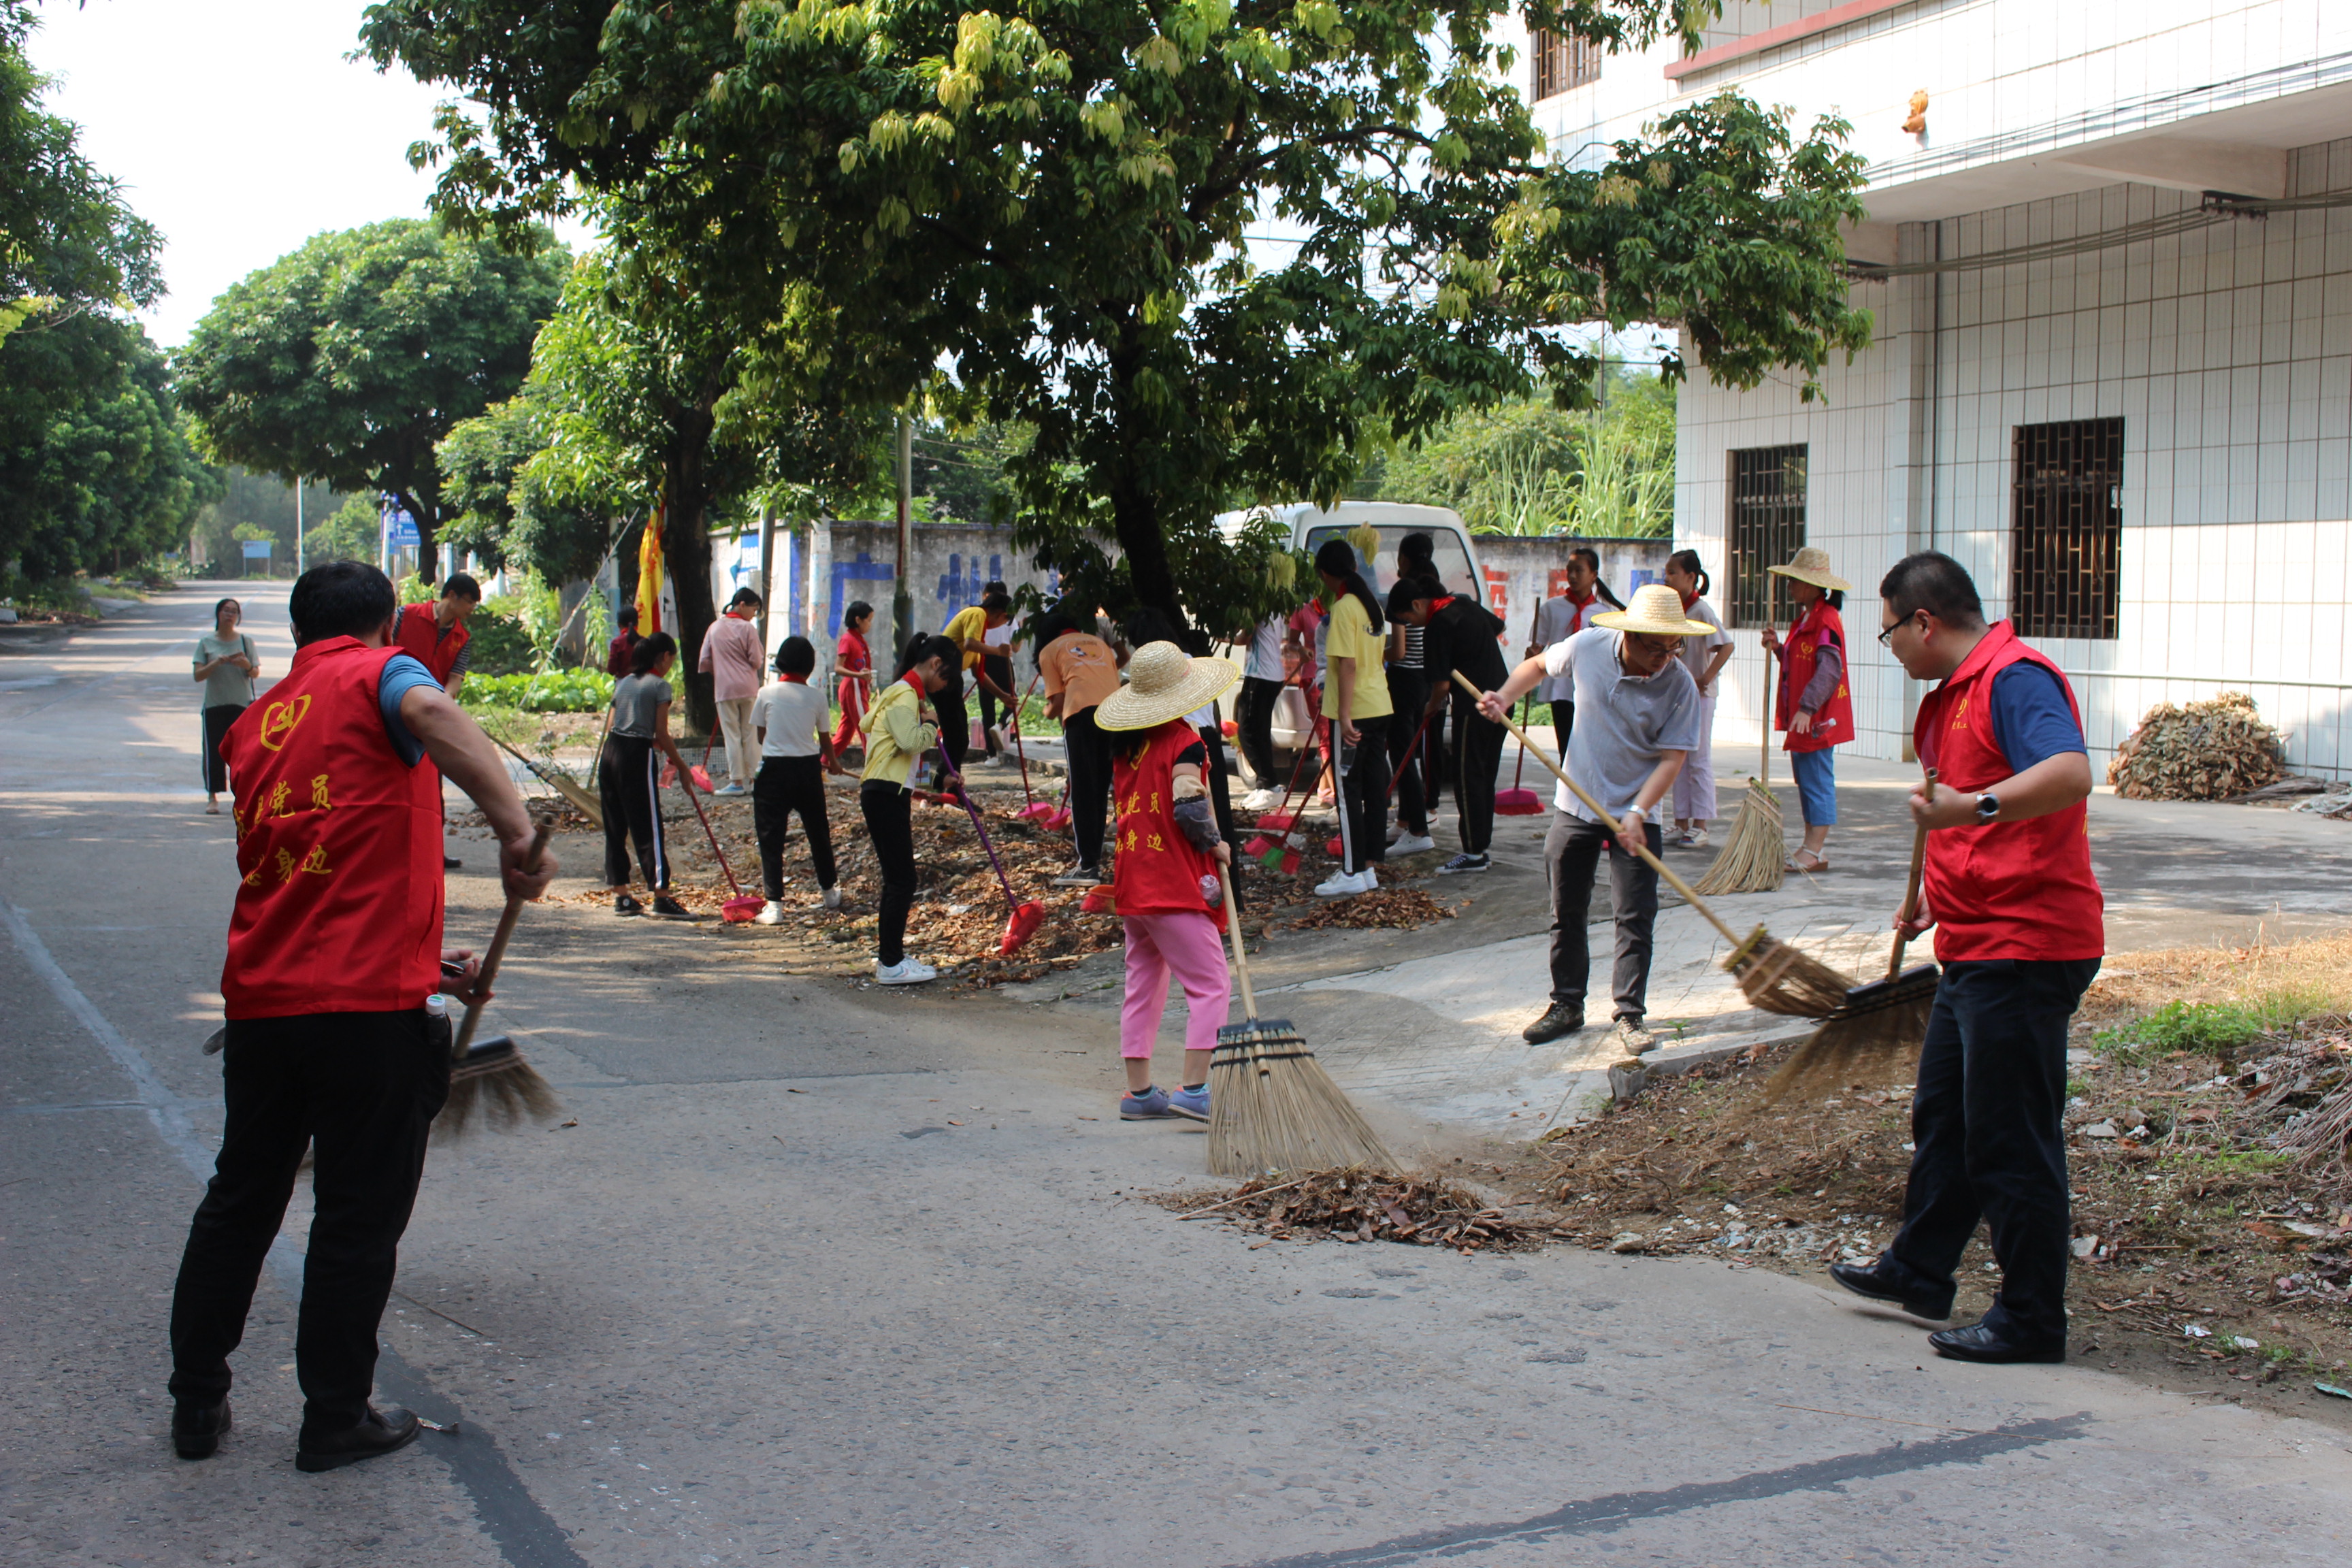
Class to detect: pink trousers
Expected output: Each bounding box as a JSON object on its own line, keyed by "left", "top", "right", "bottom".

{"left": 1120, "top": 909, "right": 1232, "bottom": 1060}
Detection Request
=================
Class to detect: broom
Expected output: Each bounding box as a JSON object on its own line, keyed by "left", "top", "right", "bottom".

{"left": 1694, "top": 687, "right": 1784, "bottom": 896}
{"left": 1242, "top": 725, "right": 1316, "bottom": 877}
{"left": 674, "top": 770, "right": 764, "bottom": 921}
{"left": 438, "top": 825, "right": 563, "bottom": 1137}
{"left": 488, "top": 732, "right": 604, "bottom": 830}
{"left": 1009, "top": 672, "right": 1056, "bottom": 821}
{"left": 1494, "top": 697, "right": 1544, "bottom": 815}
{"left": 1765, "top": 772, "right": 1942, "bottom": 1100}
{"left": 1453, "top": 672, "right": 1855, "bottom": 1018}
{"left": 1206, "top": 862, "right": 1393, "bottom": 1177}
{"left": 934, "top": 751, "right": 1048, "bottom": 953}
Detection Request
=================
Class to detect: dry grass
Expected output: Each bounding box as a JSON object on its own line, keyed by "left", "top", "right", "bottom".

{"left": 2078, "top": 932, "right": 2352, "bottom": 1026}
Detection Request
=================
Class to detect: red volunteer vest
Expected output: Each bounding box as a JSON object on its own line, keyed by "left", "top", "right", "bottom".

{"left": 218, "top": 637, "right": 446, "bottom": 1019}
{"left": 394, "top": 601, "right": 468, "bottom": 687}
{"left": 1913, "top": 621, "right": 2104, "bottom": 964}
{"left": 1776, "top": 600, "right": 1854, "bottom": 753}
{"left": 1110, "top": 720, "right": 1228, "bottom": 930}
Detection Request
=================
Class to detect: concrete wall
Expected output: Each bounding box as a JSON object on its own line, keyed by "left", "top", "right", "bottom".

{"left": 709, "top": 521, "right": 1060, "bottom": 662}
{"left": 1473, "top": 536, "right": 1674, "bottom": 662}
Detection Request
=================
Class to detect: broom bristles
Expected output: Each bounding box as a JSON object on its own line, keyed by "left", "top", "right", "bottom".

{"left": 436, "top": 1041, "right": 562, "bottom": 1140}
{"left": 1763, "top": 974, "right": 1939, "bottom": 1102}
{"left": 1693, "top": 777, "right": 1785, "bottom": 896}
{"left": 1725, "top": 926, "right": 1857, "bottom": 1018}
{"left": 1207, "top": 1022, "right": 1392, "bottom": 1178}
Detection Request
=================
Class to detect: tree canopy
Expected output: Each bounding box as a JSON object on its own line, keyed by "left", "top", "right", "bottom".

{"left": 174, "top": 218, "right": 568, "bottom": 579}
{"left": 365, "top": 0, "right": 1869, "bottom": 637}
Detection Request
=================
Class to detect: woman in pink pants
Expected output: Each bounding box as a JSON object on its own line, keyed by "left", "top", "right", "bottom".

{"left": 1092, "top": 640, "right": 1241, "bottom": 1122}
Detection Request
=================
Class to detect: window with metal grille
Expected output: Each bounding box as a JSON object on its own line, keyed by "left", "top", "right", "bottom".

{"left": 1727, "top": 445, "right": 1808, "bottom": 629}
{"left": 2012, "top": 419, "right": 2123, "bottom": 641}
{"left": 1531, "top": 30, "right": 1602, "bottom": 100}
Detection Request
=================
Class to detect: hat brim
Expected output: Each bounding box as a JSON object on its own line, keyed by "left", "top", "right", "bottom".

{"left": 1765, "top": 564, "right": 1855, "bottom": 593}
{"left": 1093, "top": 656, "right": 1241, "bottom": 732}
{"left": 1591, "top": 609, "right": 1714, "bottom": 638}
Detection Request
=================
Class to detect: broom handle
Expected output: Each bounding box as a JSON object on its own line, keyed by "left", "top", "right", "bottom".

{"left": 453, "top": 823, "right": 551, "bottom": 1056}
{"left": 1452, "top": 672, "right": 1745, "bottom": 950}
{"left": 1886, "top": 767, "right": 1936, "bottom": 980}
{"left": 1217, "top": 862, "right": 1257, "bottom": 1023}
{"left": 1382, "top": 704, "right": 1438, "bottom": 803}
{"left": 1010, "top": 670, "right": 1043, "bottom": 809}
{"left": 1509, "top": 696, "right": 1530, "bottom": 791}
{"left": 934, "top": 751, "right": 1022, "bottom": 915}
{"left": 675, "top": 770, "right": 747, "bottom": 898}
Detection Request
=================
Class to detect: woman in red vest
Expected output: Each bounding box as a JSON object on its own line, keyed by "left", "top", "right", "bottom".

{"left": 1092, "top": 640, "right": 1239, "bottom": 1124}
{"left": 169, "top": 561, "right": 555, "bottom": 1471}
{"left": 1831, "top": 551, "right": 2101, "bottom": 1366}
{"left": 1760, "top": 546, "right": 1855, "bottom": 873}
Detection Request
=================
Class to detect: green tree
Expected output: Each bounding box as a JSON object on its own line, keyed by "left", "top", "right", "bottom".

{"left": 438, "top": 390, "right": 611, "bottom": 583}
{"left": 174, "top": 218, "right": 567, "bottom": 580}
{"left": 364, "top": 1, "right": 1868, "bottom": 640}
{"left": 305, "top": 495, "right": 385, "bottom": 566}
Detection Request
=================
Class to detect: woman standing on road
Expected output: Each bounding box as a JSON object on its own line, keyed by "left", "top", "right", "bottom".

{"left": 1663, "top": 550, "right": 1734, "bottom": 849}
{"left": 193, "top": 598, "right": 260, "bottom": 815}
{"left": 599, "top": 633, "right": 692, "bottom": 919}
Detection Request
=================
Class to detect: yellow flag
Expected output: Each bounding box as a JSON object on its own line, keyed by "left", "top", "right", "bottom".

{"left": 636, "top": 506, "right": 665, "bottom": 636}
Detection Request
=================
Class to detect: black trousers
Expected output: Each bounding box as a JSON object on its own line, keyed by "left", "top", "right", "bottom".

{"left": 1544, "top": 812, "right": 1663, "bottom": 1022}
{"left": 930, "top": 676, "right": 969, "bottom": 791}
{"left": 1233, "top": 676, "right": 1283, "bottom": 788}
{"left": 1451, "top": 699, "right": 1505, "bottom": 854}
{"left": 1062, "top": 705, "right": 1111, "bottom": 869}
{"left": 753, "top": 754, "right": 837, "bottom": 897}
{"left": 169, "top": 1009, "right": 449, "bottom": 1431}
{"left": 1335, "top": 715, "right": 1391, "bottom": 875}
{"left": 1385, "top": 670, "right": 1430, "bottom": 836}
{"left": 201, "top": 703, "right": 245, "bottom": 794}
{"left": 599, "top": 733, "right": 669, "bottom": 889}
{"left": 1887, "top": 958, "right": 2100, "bottom": 1348}
{"left": 975, "top": 654, "right": 1013, "bottom": 754}
{"left": 859, "top": 781, "right": 917, "bottom": 966}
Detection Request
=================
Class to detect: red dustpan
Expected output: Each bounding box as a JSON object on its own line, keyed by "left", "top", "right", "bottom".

{"left": 1495, "top": 697, "right": 1544, "bottom": 815}
{"left": 1009, "top": 674, "right": 1058, "bottom": 821}
{"left": 675, "top": 772, "right": 764, "bottom": 921}
{"left": 936, "top": 755, "right": 1047, "bottom": 954}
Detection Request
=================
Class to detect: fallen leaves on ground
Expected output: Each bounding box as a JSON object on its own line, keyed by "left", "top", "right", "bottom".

{"left": 2109, "top": 691, "right": 2287, "bottom": 800}
{"left": 1281, "top": 887, "right": 1457, "bottom": 932}
{"left": 1156, "top": 1169, "right": 1567, "bottom": 1252}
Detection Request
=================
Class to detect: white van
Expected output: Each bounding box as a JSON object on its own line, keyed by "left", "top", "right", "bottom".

{"left": 1210, "top": 502, "right": 1488, "bottom": 762}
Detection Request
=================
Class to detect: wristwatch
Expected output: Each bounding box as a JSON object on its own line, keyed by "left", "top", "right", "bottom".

{"left": 1974, "top": 792, "right": 2000, "bottom": 823}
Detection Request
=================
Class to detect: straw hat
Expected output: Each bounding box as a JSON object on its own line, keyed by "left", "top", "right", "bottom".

{"left": 1765, "top": 546, "right": 1853, "bottom": 593}
{"left": 1592, "top": 582, "right": 1719, "bottom": 638}
{"left": 1094, "top": 641, "right": 1240, "bottom": 732}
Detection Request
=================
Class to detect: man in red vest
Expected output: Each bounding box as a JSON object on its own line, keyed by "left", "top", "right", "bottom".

{"left": 1831, "top": 551, "right": 2101, "bottom": 1365}
{"left": 393, "top": 572, "right": 481, "bottom": 870}
{"left": 168, "top": 561, "right": 556, "bottom": 1471}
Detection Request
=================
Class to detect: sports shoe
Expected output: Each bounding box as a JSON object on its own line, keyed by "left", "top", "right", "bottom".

{"left": 714, "top": 783, "right": 748, "bottom": 797}
{"left": 1241, "top": 787, "right": 1281, "bottom": 811}
{"left": 820, "top": 885, "right": 843, "bottom": 910}
{"left": 754, "top": 900, "right": 787, "bottom": 925}
{"left": 1436, "top": 851, "right": 1490, "bottom": 875}
{"left": 1051, "top": 863, "right": 1101, "bottom": 887}
{"left": 648, "top": 894, "right": 694, "bottom": 919}
{"left": 1120, "top": 1085, "right": 1179, "bottom": 1119}
{"left": 876, "top": 958, "right": 937, "bottom": 985}
{"left": 1391, "top": 832, "right": 1437, "bottom": 855}
{"left": 1522, "top": 1003, "right": 1584, "bottom": 1044}
{"left": 1167, "top": 1084, "right": 1211, "bottom": 1122}
{"left": 1681, "top": 828, "right": 1710, "bottom": 850}
{"left": 1314, "top": 868, "right": 1369, "bottom": 898}
{"left": 1612, "top": 1017, "right": 1656, "bottom": 1054}
{"left": 613, "top": 893, "right": 644, "bottom": 917}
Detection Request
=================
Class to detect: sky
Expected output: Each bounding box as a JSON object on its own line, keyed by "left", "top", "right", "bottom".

{"left": 22, "top": 0, "right": 455, "bottom": 348}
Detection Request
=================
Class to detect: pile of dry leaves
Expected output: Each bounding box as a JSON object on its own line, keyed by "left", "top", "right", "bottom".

{"left": 1158, "top": 1169, "right": 1567, "bottom": 1252}
{"left": 1281, "top": 886, "right": 1456, "bottom": 932}
{"left": 2108, "top": 691, "right": 2287, "bottom": 800}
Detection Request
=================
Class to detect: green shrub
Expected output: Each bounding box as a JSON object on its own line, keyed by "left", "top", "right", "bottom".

{"left": 459, "top": 611, "right": 538, "bottom": 676}
{"left": 2097, "top": 1000, "right": 2267, "bottom": 1064}
{"left": 460, "top": 669, "right": 615, "bottom": 712}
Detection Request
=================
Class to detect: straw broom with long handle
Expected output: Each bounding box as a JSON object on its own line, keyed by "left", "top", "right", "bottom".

{"left": 1694, "top": 657, "right": 1784, "bottom": 895}
{"left": 1450, "top": 672, "right": 1854, "bottom": 1018}
{"left": 439, "top": 824, "right": 563, "bottom": 1137}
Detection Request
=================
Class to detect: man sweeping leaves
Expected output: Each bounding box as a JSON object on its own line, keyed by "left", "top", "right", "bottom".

{"left": 1831, "top": 551, "right": 2102, "bottom": 1365}
{"left": 170, "top": 561, "right": 557, "bottom": 1471}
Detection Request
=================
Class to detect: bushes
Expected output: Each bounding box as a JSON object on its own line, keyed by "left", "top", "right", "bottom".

{"left": 461, "top": 669, "right": 613, "bottom": 712}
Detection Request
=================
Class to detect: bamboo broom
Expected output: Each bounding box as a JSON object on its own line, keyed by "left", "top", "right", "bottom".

{"left": 1694, "top": 669, "right": 1784, "bottom": 896}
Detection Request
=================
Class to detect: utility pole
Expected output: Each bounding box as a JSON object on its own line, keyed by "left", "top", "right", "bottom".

{"left": 295, "top": 478, "right": 305, "bottom": 576}
{"left": 756, "top": 500, "right": 775, "bottom": 652}
{"left": 891, "top": 412, "right": 915, "bottom": 659}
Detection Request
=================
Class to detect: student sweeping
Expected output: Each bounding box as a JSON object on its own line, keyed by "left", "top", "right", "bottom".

{"left": 1037, "top": 608, "right": 1123, "bottom": 885}
{"left": 600, "top": 634, "right": 692, "bottom": 919}
{"left": 750, "top": 636, "right": 847, "bottom": 922}
{"left": 1527, "top": 547, "right": 1618, "bottom": 755}
{"left": 1477, "top": 583, "right": 1706, "bottom": 1055}
{"left": 1833, "top": 551, "right": 2102, "bottom": 1366}
{"left": 830, "top": 600, "right": 876, "bottom": 757}
{"left": 941, "top": 590, "right": 1017, "bottom": 777}
{"left": 977, "top": 579, "right": 1019, "bottom": 757}
{"left": 1394, "top": 532, "right": 1448, "bottom": 814}
{"left": 1663, "top": 550, "right": 1734, "bottom": 849}
{"left": 1390, "top": 576, "right": 1507, "bottom": 876}
{"left": 1313, "top": 538, "right": 1392, "bottom": 899}
{"left": 1092, "top": 641, "right": 1239, "bottom": 1122}
{"left": 699, "top": 587, "right": 766, "bottom": 796}
{"left": 1761, "top": 546, "right": 1855, "bottom": 873}
{"left": 860, "top": 634, "right": 950, "bottom": 985}
{"left": 1234, "top": 610, "right": 1288, "bottom": 808}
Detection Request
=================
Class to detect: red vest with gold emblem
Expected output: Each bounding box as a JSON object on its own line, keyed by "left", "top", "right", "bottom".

{"left": 1775, "top": 600, "right": 1854, "bottom": 753}
{"left": 1111, "top": 720, "right": 1226, "bottom": 929}
{"left": 1913, "top": 621, "right": 2104, "bottom": 964}
{"left": 218, "top": 637, "right": 445, "bottom": 1018}
{"left": 394, "top": 601, "right": 468, "bottom": 687}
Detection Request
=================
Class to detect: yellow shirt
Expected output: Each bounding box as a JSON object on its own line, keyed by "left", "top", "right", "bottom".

{"left": 943, "top": 606, "right": 990, "bottom": 671}
{"left": 1322, "top": 593, "right": 1392, "bottom": 721}
{"left": 859, "top": 676, "right": 938, "bottom": 788}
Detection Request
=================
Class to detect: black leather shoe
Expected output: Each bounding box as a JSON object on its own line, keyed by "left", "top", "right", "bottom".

{"left": 1522, "top": 1004, "right": 1585, "bottom": 1045}
{"left": 1928, "top": 1320, "right": 2065, "bottom": 1365}
{"left": 1830, "top": 1258, "right": 1954, "bottom": 1320}
{"left": 295, "top": 1406, "right": 423, "bottom": 1473}
{"left": 172, "top": 1397, "right": 231, "bottom": 1460}
{"left": 443, "top": 856, "right": 462, "bottom": 871}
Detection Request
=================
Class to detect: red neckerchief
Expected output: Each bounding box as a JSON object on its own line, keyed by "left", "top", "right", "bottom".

{"left": 1431, "top": 595, "right": 1456, "bottom": 612}
{"left": 779, "top": 674, "right": 808, "bottom": 685}
{"left": 1678, "top": 589, "right": 1697, "bottom": 611}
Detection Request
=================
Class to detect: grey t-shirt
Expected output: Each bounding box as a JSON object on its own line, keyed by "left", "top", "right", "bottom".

{"left": 1539, "top": 627, "right": 1701, "bottom": 823}
{"left": 610, "top": 673, "right": 674, "bottom": 739}
{"left": 194, "top": 633, "right": 257, "bottom": 709}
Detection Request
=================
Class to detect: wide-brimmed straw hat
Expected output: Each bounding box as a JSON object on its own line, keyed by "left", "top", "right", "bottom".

{"left": 1592, "top": 582, "right": 1718, "bottom": 638}
{"left": 1094, "top": 641, "right": 1240, "bottom": 732}
{"left": 1765, "top": 546, "right": 1853, "bottom": 593}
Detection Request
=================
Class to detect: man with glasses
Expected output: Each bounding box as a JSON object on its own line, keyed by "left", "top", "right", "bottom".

{"left": 1831, "top": 551, "right": 2102, "bottom": 1365}
{"left": 1476, "top": 583, "right": 1708, "bottom": 1058}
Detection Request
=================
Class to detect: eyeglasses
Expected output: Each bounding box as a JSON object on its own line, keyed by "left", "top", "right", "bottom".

{"left": 1877, "top": 611, "right": 1924, "bottom": 647}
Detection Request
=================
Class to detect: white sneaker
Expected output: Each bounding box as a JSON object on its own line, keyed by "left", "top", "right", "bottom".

{"left": 1241, "top": 788, "right": 1280, "bottom": 811}
{"left": 1390, "top": 832, "right": 1437, "bottom": 855}
{"left": 754, "top": 900, "right": 787, "bottom": 925}
{"left": 714, "top": 783, "right": 748, "bottom": 797}
{"left": 820, "top": 885, "right": 842, "bottom": 910}
{"left": 1314, "top": 868, "right": 1369, "bottom": 898}
{"left": 1683, "top": 828, "right": 1710, "bottom": 850}
{"left": 876, "top": 958, "right": 938, "bottom": 985}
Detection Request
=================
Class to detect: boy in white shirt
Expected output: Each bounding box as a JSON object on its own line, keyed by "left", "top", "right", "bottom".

{"left": 749, "top": 636, "right": 848, "bottom": 920}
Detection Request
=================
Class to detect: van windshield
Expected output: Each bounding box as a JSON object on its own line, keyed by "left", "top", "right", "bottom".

{"left": 1302, "top": 525, "right": 1476, "bottom": 602}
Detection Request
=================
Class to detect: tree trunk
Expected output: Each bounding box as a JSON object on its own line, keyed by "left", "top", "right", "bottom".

{"left": 664, "top": 423, "right": 720, "bottom": 738}
{"left": 395, "top": 487, "right": 441, "bottom": 585}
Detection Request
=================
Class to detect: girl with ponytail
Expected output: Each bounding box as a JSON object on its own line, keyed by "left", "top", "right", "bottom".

{"left": 1311, "top": 538, "right": 1393, "bottom": 897}
{"left": 1662, "top": 549, "right": 1734, "bottom": 847}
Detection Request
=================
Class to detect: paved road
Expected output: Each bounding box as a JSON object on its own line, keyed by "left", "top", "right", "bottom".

{"left": 5, "top": 583, "right": 2351, "bottom": 1568}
